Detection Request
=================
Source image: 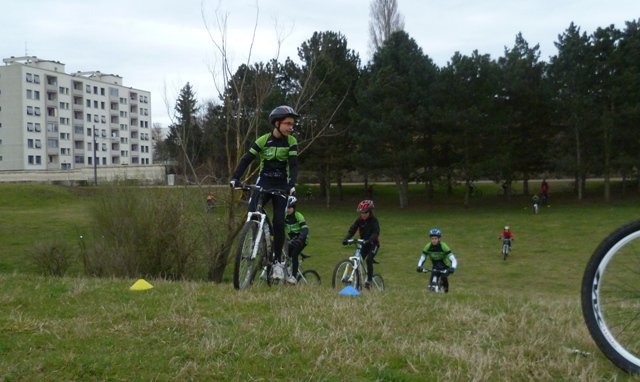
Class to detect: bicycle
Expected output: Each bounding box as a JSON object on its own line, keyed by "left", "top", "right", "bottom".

{"left": 581, "top": 219, "right": 640, "bottom": 374}
{"left": 501, "top": 237, "right": 511, "bottom": 260}
{"left": 420, "top": 268, "right": 451, "bottom": 293}
{"left": 332, "top": 239, "right": 384, "bottom": 291}
{"left": 232, "top": 184, "right": 287, "bottom": 290}
{"left": 257, "top": 251, "right": 321, "bottom": 286}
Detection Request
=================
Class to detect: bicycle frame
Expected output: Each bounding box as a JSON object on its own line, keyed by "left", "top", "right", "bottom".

{"left": 422, "top": 268, "right": 449, "bottom": 293}
{"left": 341, "top": 239, "right": 366, "bottom": 284}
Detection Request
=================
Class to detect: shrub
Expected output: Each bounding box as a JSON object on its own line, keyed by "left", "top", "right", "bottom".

{"left": 30, "top": 241, "right": 71, "bottom": 276}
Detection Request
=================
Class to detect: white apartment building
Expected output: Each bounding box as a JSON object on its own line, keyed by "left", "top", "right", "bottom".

{"left": 0, "top": 56, "right": 153, "bottom": 171}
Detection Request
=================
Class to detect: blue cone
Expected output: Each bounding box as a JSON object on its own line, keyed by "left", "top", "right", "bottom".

{"left": 339, "top": 285, "right": 361, "bottom": 296}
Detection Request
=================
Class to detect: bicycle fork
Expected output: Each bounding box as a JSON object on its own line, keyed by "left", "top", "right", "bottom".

{"left": 247, "top": 212, "right": 272, "bottom": 262}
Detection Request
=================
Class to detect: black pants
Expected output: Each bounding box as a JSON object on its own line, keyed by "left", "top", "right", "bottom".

{"left": 248, "top": 186, "right": 287, "bottom": 262}
{"left": 361, "top": 241, "right": 378, "bottom": 282}
{"left": 288, "top": 240, "right": 306, "bottom": 277}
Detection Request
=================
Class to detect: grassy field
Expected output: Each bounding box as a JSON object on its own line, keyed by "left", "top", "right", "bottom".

{"left": 2, "top": 181, "right": 640, "bottom": 381}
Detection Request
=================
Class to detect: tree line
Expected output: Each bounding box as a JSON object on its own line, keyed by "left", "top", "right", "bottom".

{"left": 155, "top": 19, "right": 640, "bottom": 207}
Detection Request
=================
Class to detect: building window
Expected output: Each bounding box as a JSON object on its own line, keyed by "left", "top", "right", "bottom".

{"left": 34, "top": 107, "right": 41, "bottom": 116}
{"left": 86, "top": 113, "right": 91, "bottom": 122}
{"left": 28, "top": 139, "right": 34, "bottom": 148}
{"left": 27, "top": 123, "right": 34, "bottom": 132}
{"left": 28, "top": 155, "right": 34, "bottom": 164}
{"left": 36, "top": 155, "right": 41, "bottom": 164}
{"left": 27, "top": 106, "right": 33, "bottom": 115}
{"left": 35, "top": 139, "right": 42, "bottom": 149}
{"left": 35, "top": 123, "right": 41, "bottom": 132}
{"left": 33, "top": 75, "right": 40, "bottom": 84}
{"left": 75, "top": 156, "right": 84, "bottom": 164}
{"left": 26, "top": 73, "right": 33, "bottom": 82}
{"left": 86, "top": 99, "right": 91, "bottom": 107}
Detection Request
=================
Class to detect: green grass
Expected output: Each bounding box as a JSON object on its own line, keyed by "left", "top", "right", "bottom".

{"left": 2, "top": 182, "right": 640, "bottom": 380}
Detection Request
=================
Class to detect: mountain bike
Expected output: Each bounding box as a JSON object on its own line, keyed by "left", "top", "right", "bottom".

{"left": 501, "top": 238, "right": 511, "bottom": 260}
{"left": 332, "top": 239, "right": 384, "bottom": 291}
{"left": 420, "top": 268, "right": 451, "bottom": 293}
{"left": 257, "top": 252, "right": 321, "bottom": 286}
{"left": 581, "top": 219, "right": 640, "bottom": 374}
{"left": 232, "top": 184, "right": 287, "bottom": 290}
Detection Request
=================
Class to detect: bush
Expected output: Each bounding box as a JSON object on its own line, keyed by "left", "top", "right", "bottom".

{"left": 30, "top": 241, "right": 71, "bottom": 276}
{"left": 83, "top": 185, "right": 212, "bottom": 279}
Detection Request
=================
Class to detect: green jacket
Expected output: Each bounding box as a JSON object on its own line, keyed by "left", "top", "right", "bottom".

{"left": 285, "top": 210, "right": 308, "bottom": 244}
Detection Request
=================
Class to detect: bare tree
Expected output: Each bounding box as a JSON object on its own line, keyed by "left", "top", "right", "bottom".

{"left": 368, "top": 0, "right": 405, "bottom": 54}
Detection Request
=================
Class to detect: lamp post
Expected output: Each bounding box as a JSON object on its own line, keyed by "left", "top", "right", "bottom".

{"left": 93, "top": 124, "right": 97, "bottom": 185}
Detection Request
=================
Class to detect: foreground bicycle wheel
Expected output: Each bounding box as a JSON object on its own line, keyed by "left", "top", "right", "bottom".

{"left": 233, "top": 221, "right": 266, "bottom": 290}
{"left": 581, "top": 219, "right": 640, "bottom": 374}
{"left": 332, "top": 260, "right": 358, "bottom": 289}
{"left": 503, "top": 244, "right": 509, "bottom": 260}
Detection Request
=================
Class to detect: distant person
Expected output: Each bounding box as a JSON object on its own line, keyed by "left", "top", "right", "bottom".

{"left": 206, "top": 193, "right": 216, "bottom": 212}
{"left": 416, "top": 228, "right": 458, "bottom": 293}
{"left": 499, "top": 225, "right": 514, "bottom": 252}
{"left": 541, "top": 179, "right": 549, "bottom": 205}
{"left": 284, "top": 196, "right": 308, "bottom": 285}
{"left": 342, "top": 200, "right": 380, "bottom": 289}
{"left": 532, "top": 194, "right": 540, "bottom": 214}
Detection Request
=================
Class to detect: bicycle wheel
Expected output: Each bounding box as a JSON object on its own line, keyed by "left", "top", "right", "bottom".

{"left": 332, "top": 260, "right": 359, "bottom": 289}
{"left": 370, "top": 274, "right": 385, "bottom": 291}
{"left": 581, "top": 220, "right": 640, "bottom": 374}
{"left": 503, "top": 244, "right": 509, "bottom": 260}
{"left": 298, "top": 270, "right": 321, "bottom": 286}
{"left": 233, "top": 221, "right": 266, "bottom": 290}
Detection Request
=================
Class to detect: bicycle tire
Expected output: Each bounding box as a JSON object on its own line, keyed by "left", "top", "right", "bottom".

{"left": 299, "top": 270, "right": 321, "bottom": 286}
{"left": 503, "top": 244, "right": 509, "bottom": 260}
{"left": 332, "top": 259, "right": 359, "bottom": 289}
{"left": 233, "top": 221, "right": 266, "bottom": 290}
{"left": 371, "top": 274, "right": 385, "bottom": 291}
{"left": 581, "top": 219, "right": 640, "bottom": 374}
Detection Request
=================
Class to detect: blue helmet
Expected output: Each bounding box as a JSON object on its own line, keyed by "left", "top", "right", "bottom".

{"left": 429, "top": 228, "right": 442, "bottom": 237}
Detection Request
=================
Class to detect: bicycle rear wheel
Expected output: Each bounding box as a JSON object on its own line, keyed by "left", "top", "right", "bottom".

{"left": 581, "top": 220, "right": 640, "bottom": 374}
{"left": 370, "top": 274, "right": 385, "bottom": 291}
{"left": 503, "top": 244, "right": 509, "bottom": 260}
{"left": 233, "top": 221, "right": 267, "bottom": 290}
{"left": 332, "top": 260, "right": 358, "bottom": 289}
{"left": 298, "top": 270, "right": 321, "bottom": 286}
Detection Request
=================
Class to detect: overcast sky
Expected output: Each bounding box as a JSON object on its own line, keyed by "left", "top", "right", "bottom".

{"left": 2, "top": 0, "right": 638, "bottom": 127}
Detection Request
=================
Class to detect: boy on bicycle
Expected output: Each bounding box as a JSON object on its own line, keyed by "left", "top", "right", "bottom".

{"left": 342, "top": 200, "right": 380, "bottom": 289}
{"left": 285, "top": 196, "right": 308, "bottom": 285}
{"left": 230, "top": 105, "right": 299, "bottom": 281}
{"left": 499, "top": 225, "right": 514, "bottom": 244}
{"left": 416, "top": 228, "right": 458, "bottom": 293}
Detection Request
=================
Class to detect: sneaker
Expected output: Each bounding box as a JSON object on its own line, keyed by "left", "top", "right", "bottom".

{"left": 364, "top": 281, "right": 371, "bottom": 290}
{"left": 272, "top": 262, "right": 284, "bottom": 280}
{"left": 286, "top": 275, "right": 297, "bottom": 284}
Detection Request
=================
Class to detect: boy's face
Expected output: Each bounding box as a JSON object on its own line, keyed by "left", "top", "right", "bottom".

{"left": 430, "top": 236, "right": 440, "bottom": 245}
{"left": 287, "top": 206, "right": 294, "bottom": 215}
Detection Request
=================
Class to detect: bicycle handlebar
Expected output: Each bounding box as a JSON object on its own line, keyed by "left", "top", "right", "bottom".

{"left": 344, "top": 239, "right": 366, "bottom": 245}
{"left": 234, "top": 183, "right": 288, "bottom": 198}
{"left": 421, "top": 268, "right": 450, "bottom": 275}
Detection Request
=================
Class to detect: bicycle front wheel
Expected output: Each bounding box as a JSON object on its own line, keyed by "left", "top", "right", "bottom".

{"left": 581, "top": 220, "right": 640, "bottom": 374}
{"left": 332, "top": 260, "right": 359, "bottom": 289}
{"left": 299, "top": 270, "right": 321, "bottom": 286}
{"left": 370, "top": 274, "right": 385, "bottom": 291}
{"left": 233, "top": 221, "right": 266, "bottom": 290}
{"left": 503, "top": 244, "right": 509, "bottom": 260}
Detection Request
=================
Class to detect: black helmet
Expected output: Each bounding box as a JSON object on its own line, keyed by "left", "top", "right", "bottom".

{"left": 269, "top": 105, "right": 299, "bottom": 126}
{"left": 287, "top": 195, "right": 297, "bottom": 208}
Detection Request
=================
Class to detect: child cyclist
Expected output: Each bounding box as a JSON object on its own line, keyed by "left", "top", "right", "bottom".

{"left": 342, "top": 200, "right": 380, "bottom": 289}
{"left": 416, "top": 228, "right": 458, "bottom": 293}
{"left": 499, "top": 225, "right": 514, "bottom": 251}
{"left": 284, "top": 195, "right": 309, "bottom": 285}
